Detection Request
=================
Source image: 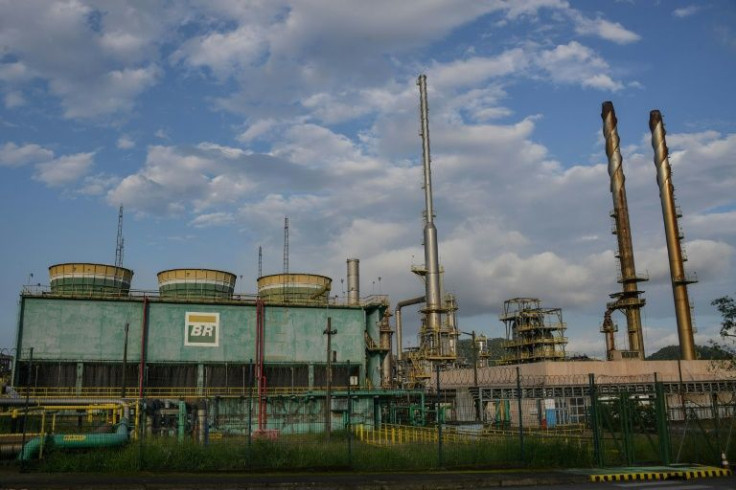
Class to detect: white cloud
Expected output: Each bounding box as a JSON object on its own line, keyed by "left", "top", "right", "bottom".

{"left": 33, "top": 152, "right": 95, "bottom": 187}
{"left": 536, "top": 41, "right": 624, "bottom": 91}
{"left": 3, "top": 91, "right": 25, "bottom": 108}
{"left": 189, "top": 212, "right": 236, "bottom": 228}
{"left": 572, "top": 16, "right": 641, "bottom": 44}
{"left": 77, "top": 173, "right": 120, "bottom": 196}
{"left": 58, "top": 65, "right": 160, "bottom": 119}
{"left": 0, "top": 61, "right": 35, "bottom": 83}
{"left": 0, "top": 142, "right": 53, "bottom": 167}
{"left": 0, "top": 1, "right": 180, "bottom": 119}
{"left": 117, "top": 135, "right": 135, "bottom": 149}
{"left": 673, "top": 6, "right": 701, "bottom": 18}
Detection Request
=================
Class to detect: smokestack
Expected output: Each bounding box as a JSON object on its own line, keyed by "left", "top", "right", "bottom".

{"left": 417, "top": 74, "right": 443, "bottom": 340}
{"left": 649, "top": 110, "right": 697, "bottom": 360}
{"left": 346, "top": 258, "right": 360, "bottom": 306}
{"left": 601, "top": 101, "right": 646, "bottom": 359}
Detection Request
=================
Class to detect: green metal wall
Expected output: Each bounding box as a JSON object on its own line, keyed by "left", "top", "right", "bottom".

{"left": 18, "top": 297, "right": 371, "bottom": 366}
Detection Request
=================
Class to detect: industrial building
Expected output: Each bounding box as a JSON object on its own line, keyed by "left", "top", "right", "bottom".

{"left": 1, "top": 81, "right": 731, "bottom": 464}
{"left": 10, "top": 260, "right": 423, "bottom": 434}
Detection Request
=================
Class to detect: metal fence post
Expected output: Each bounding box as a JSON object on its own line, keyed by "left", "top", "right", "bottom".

{"left": 248, "top": 359, "right": 253, "bottom": 450}
{"left": 516, "top": 366, "right": 524, "bottom": 465}
{"left": 437, "top": 363, "right": 443, "bottom": 468}
{"left": 347, "top": 360, "right": 352, "bottom": 468}
{"left": 589, "top": 373, "right": 603, "bottom": 467}
{"left": 655, "top": 379, "right": 671, "bottom": 464}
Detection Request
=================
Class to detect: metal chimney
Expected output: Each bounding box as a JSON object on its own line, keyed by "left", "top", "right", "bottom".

{"left": 601, "top": 101, "right": 647, "bottom": 359}
{"left": 346, "top": 258, "right": 360, "bottom": 306}
{"left": 417, "top": 74, "right": 443, "bottom": 341}
{"left": 649, "top": 110, "right": 697, "bottom": 360}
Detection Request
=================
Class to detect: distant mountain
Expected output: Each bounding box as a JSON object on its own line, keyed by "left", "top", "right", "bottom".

{"left": 646, "top": 344, "right": 732, "bottom": 360}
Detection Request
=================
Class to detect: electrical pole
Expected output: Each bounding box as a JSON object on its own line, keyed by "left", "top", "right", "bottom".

{"left": 323, "top": 317, "right": 337, "bottom": 438}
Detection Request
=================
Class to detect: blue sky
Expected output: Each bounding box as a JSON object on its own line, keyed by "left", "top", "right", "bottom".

{"left": 1, "top": 0, "right": 735, "bottom": 358}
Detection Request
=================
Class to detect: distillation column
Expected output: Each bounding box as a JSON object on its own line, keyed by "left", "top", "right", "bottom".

{"left": 649, "top": 110, "right": 697, "bottom": 360}
{"left": 601, "top": 101, "right": 647, "bottom": 359}
{"left": 417, "top": 74, "right": 444, "bottom": 349}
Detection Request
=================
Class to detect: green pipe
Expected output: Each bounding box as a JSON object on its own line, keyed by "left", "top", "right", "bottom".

{"left": 19, "top": 418, "right": 129, "bottom": 461}
{"left": 178, "top": 401, "right": 186, "bottom": 442}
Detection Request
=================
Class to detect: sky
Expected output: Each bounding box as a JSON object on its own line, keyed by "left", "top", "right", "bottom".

{"left": 1, "top": 0, "right": 735, "bottom": 359}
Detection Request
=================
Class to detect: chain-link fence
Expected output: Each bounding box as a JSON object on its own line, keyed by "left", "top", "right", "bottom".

{"left": 2, "top": 364, "right": 734, "bottom": 472}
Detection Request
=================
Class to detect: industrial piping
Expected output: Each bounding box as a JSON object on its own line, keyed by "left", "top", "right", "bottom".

{"left": 19, "top": 418, "right": 130, "bottom": 461}
{"left": 649, "top": 110, "right": 697, "bottom": 360}
{"left": 394, "top": 296, "right": 426, "bottom": 362}
{"left": 417, "top": 74, "right": 443, "bottom": 340}
{"left": 601, "top": 101, "right": 647, "bottom": 359}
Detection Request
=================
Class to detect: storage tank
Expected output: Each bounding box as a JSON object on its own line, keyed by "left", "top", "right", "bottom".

{"left": 48, "top": 263, "right": 133, "bottom": 296}
{"left": 257, "top": 273, "right": 332, "bottom": 305}
{"left": 157, "top": 268, "right": 236, "bottom": 300}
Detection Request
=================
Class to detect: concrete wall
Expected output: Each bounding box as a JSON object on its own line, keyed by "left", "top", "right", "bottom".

{"left": 438, "top": 360, "right": 735, "bottom": 388}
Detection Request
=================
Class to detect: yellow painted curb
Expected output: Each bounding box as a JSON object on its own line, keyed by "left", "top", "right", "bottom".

{"left": 589, "top": 467, "right": 732, "bottom": 482}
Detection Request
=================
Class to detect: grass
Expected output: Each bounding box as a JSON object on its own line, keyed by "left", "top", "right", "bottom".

{"left": 22, "top": 420, "right": 734, "bottom": 473}
{"left": 33, "top": 432, "right": 595, "bottom": 473}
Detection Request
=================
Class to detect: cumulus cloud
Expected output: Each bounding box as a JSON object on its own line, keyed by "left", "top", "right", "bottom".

{"left": 0, "top": 142, "right": 53, "bottom": 167}
{"left": 536, "top": 41, "right": 624, "bottom": 91}
{"left": 117, "top": 135, "right": 135, "bottom": 149}
{"left": 33, "top": 152, "right": 95, "bottom": 187}
{"left": 0, "top": 1, "right": 180, "bottom": 119}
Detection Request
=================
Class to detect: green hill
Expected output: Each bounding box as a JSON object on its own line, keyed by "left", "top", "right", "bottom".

{"left": 646, "top": 344, "right": 732, "bottom": 360}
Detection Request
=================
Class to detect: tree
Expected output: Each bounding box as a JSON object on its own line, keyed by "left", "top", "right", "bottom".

{"left": 712, "top": 296, "right": 736, "bottom": 339}
{"left": 710, "top": 295, "right": 736, "bottom": 361}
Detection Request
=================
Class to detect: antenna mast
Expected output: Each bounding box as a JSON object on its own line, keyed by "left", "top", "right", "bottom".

{"left": 283, "top": 217, "right": 289, "bottom": 274}
{"left": 115, "top": 204, "right": 124, "bottom": 268}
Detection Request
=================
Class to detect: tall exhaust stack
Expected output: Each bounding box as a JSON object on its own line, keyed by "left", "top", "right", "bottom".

{"left": 601, "top": 101, "right": 647, "bottom": 359}
{"left": 649, "top": 110, "right": 697, "bottom": 360}
{"left": 417, "top": 74, "right": 443, "bottom": 346}
{"left": 346, "top": 258, "right": 360, "bottom": 306}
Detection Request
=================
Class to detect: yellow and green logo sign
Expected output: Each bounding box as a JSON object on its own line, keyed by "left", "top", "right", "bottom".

{"left": 185, "top": 312, "right": 219, "bottom": 347}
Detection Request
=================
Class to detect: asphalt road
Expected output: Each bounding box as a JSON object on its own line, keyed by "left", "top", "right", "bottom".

{"left": 0, "top": 468, "right": 588, "bottom": 489}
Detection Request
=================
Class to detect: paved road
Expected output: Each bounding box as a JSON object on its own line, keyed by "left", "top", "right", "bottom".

{"left": 1, "top": 469, "right": 733, "bottom": 489}
{"left": 0, "top": 469, "right": 586, "bottom": 489}
{"left": 528, "top": 477, "right": 736, "bottom": 490}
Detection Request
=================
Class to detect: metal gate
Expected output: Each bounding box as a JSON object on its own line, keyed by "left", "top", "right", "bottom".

{"left": 590, "top": 376, "right": 670, "bottom": 467}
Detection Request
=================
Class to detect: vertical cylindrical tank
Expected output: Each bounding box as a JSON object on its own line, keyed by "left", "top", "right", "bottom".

{"left": 157, "top": 269, "right": 236, "bottom": 300}
{"left": 257, "top": 273, "right": 332, "bottom": 305}
{"left": 347, "top": 258, "right": 360, "bottom": 305}
{"left": 48, "top": 263, "right": 133, "bottom": 296}
{"left": 649, "top": 110, "right": 697, "bottom": 361}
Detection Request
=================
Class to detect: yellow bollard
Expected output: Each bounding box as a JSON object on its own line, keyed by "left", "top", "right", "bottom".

{"left": 391, "top": 427, "right": 395, "bottom": 444}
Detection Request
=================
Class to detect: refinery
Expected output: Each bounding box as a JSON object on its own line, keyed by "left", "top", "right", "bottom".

{"left": 1, "top": 76, "right": 733, "bottom": 461}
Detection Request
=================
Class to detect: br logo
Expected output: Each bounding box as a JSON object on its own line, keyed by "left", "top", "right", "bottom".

{"left": 185, "top": 312, "right": 220, "bottom": 347}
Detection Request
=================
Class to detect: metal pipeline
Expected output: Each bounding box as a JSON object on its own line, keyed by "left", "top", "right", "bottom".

{"left": 602, "top": 101, "right": 646, "bottom": 358}
{"left": 346, "top": 258, "right": 360, "bottom": 306}
{"left": 19, "top": 417, "right": 130, "bottom": 461}
{"left": 417, "top": 74, "right": 443, "bottom": 337}
{"left": 394, "top": 296, "right": 425, "bottom": 361}
{"left": 649, "top": 110, "right": 697, "bottom": 360}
